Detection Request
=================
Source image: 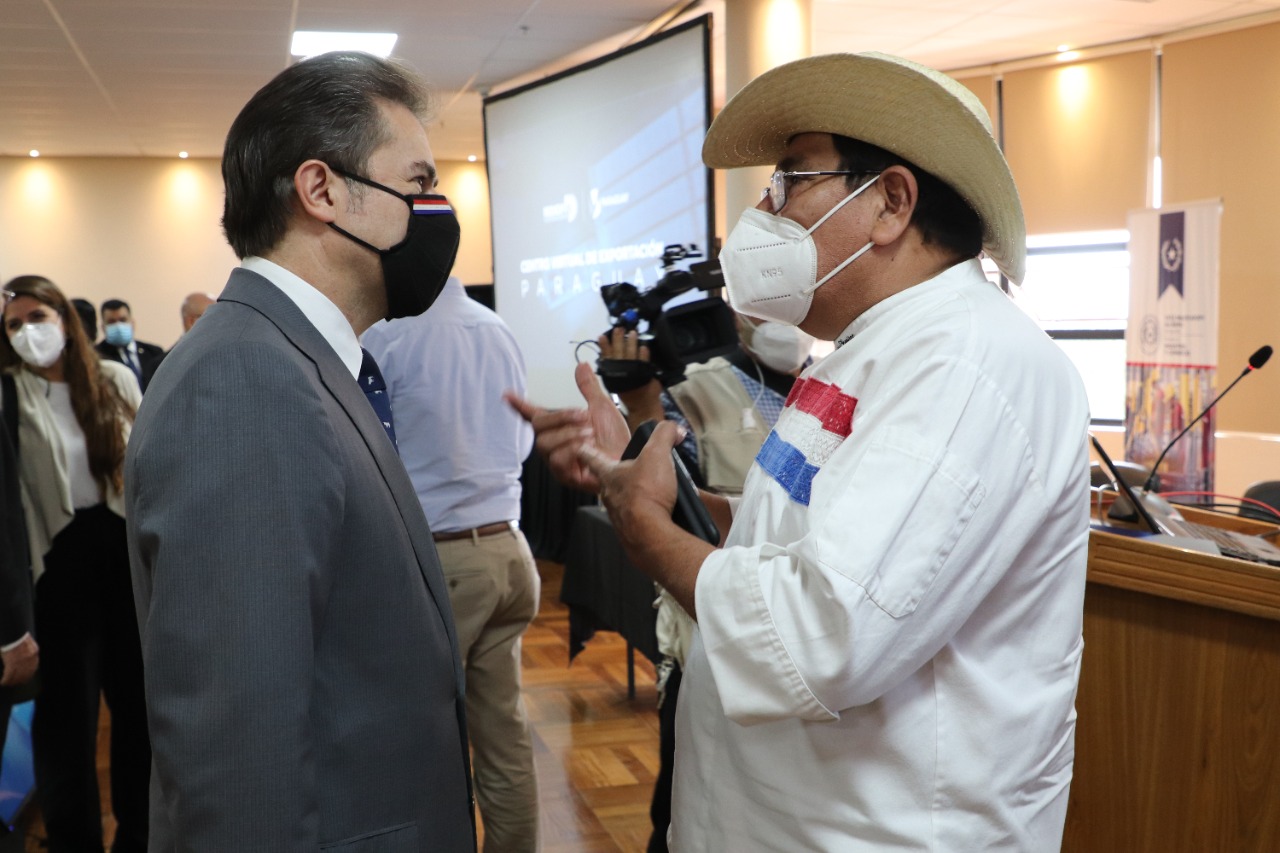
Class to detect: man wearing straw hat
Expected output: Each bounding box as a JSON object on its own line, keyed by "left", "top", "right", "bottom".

{"left": 512, "top": 52, "right": 1089, "bottom": 851}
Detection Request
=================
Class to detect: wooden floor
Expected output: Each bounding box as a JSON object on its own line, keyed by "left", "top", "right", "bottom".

{"left": 14, "top": 559, "right": 661, "bottom": 852}
{"left": 522, "top": 560, "right": 661, "bottom": 853}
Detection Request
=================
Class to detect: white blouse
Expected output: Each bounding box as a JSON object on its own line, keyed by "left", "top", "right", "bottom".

{"left": 45, "top": 381, "right": 101, "bottom": 509}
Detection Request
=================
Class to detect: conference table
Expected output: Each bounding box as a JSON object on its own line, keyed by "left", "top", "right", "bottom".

{"left": 1064, "top": 500, "right": 1280, "bottom": 852}
{"left": 559, "top": 498, "right": 1280, "bottom": 850}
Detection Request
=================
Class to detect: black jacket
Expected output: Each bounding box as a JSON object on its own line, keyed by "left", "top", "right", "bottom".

{"left": 96, "top": 340, "right": 167, "bottom": 392}
{"left": 0, "top": 374, "right": 35, "bottom": 702}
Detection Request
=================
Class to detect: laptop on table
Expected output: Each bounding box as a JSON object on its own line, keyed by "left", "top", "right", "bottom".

{"left": 1090, "top": 435, "right": 1280, "bottom": 567}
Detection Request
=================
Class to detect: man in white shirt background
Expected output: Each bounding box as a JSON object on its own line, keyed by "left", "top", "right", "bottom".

{"left": 363, "top": 274, "right": 540, "bottom": 853}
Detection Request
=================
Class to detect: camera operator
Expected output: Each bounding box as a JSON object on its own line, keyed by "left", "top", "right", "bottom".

{"left": 596, "top": 312, "right": 812, "bottom": 853}
{"left": 598, "top": 315, "right": 812, "bottom": 495}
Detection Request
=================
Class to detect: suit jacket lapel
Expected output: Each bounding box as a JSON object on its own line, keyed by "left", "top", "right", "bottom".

{"left": 218, "top": 270, "right": 465, "bottom": 683}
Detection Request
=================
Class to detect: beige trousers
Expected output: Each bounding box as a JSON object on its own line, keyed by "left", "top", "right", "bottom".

{"left": 435, "top": 527, "right": 542, "bottom": 853}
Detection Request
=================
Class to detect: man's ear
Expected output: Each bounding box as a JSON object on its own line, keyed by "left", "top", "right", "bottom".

{"left": 869, "top": 165, "right": 918, "bottom": 246}
{"left": 293, "top": 159, "right": 344, "bottom": 224}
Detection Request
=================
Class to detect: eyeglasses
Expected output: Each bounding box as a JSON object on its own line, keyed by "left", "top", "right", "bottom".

{"left": 762, "top": 170, "right": 854, "bottom": 212}
{"left": 761, "top": 170, "right": 882, "bottom": 213}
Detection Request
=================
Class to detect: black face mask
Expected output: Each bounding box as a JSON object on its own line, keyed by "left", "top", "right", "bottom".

{"left": 328, "top": 169, "right": 461, "bottom": 319}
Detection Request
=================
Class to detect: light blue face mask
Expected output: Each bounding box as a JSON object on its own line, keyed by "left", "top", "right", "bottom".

{"left": 104, "top": 321, "right": 134, "bottom": 347}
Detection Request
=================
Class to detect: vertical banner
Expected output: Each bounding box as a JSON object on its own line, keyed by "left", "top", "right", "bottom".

{"left": 1125, "top": 200, "right": 1222, "bottom": 500}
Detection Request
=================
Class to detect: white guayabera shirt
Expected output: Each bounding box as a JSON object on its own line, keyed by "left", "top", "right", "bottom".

{"left": 671, "top": 260, "right": 1092, "bottom": 852}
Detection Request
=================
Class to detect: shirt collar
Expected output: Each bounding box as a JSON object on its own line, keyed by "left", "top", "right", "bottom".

{"left": 240, "top": 256, "right": 363, "bottom": 380}
{"left": 835, "top": 258, "right": 992, "bottom": 347}
{"left": 437, "top": 275, "right": 467, "bottom": 304}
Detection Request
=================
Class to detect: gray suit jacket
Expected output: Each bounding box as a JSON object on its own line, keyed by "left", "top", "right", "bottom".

{"left": 126, "top": 269, "right": 475, "bottom": 852}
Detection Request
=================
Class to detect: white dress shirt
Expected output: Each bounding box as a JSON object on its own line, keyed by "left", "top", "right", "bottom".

{"left": 241, "top": 256, "right": 363, "bottom": 380}
{"left": 114, "top": 340, "right": 142, "bottom": 375}
{"left": 361, "top": 277, "right": 533, "bottom": 532}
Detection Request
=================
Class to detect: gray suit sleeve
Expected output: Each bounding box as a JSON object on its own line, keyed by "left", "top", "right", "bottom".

{"left": 129, "top": 342, "right": 343, "bottom": 850}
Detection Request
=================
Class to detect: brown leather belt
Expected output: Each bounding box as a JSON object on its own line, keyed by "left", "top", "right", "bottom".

{"left": 431, "top": 520, "right": 517, "bottom": 543}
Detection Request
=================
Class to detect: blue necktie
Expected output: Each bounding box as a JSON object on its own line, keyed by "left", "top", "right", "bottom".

{"left": 358, "top": 348, "right": 398, "bottom": 451}
{"left": 121, "top": 347, "right": 143, "bottom": 385}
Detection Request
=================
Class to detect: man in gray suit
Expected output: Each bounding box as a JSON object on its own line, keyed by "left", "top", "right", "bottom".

{"left": 125, "top": 52, "right": 474, "bottom": 852}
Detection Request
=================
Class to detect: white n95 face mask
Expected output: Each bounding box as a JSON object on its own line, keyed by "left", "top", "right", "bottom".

{"left": 719, "top": 174, "right": 880, "bottom": 326}
{"left": 9, "top": 321, "right": 66, "bottom": 369}
{"left": 741, "top": 318, "right": 815, "bottom": 374}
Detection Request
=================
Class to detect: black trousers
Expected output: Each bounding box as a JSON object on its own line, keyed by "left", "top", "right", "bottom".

{"left": 33, "top": 505, "right": 149, "bottom": 853}
{"left": 647, "top": 663, "right": 682, "bottom": 853}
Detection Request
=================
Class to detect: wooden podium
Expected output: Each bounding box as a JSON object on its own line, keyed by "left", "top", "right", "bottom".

{"left": 1062, "top": 502, "right": 1280, "bottom": 852}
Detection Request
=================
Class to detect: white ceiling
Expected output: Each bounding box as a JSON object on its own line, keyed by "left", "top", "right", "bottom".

{"left": 3, "top": 0, "right": 1278, "bottom": 162}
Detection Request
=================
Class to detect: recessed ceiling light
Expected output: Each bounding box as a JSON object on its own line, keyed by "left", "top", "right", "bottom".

{"left": 28, "top": 150, "right": 39, "bottom": 158}
{"left": 1057, "top": 50, "right": 1081, "bottom": 62}
{"left": 291, "top": 31, "right": 398, "bottom": 59}
{"left": 179, "top": 151, "right": 189, "bottom": 159}
{"left": 467, "top": 155, "right": 477, "bottom": 162}
{"left": 1057, "top": 44, "right": 1070, "bottom": 53}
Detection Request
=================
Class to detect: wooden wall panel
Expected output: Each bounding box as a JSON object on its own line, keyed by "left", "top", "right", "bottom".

{"left": 1162, "top": 24, "right": 1280, "bottom": 434}
{"left": 1003, "top": 51, "right": 1153, "bottom": 234}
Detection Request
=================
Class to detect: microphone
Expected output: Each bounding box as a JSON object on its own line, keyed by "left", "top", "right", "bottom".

{"left": 1141, "top": 345, "right": 1272, "bottom": 493}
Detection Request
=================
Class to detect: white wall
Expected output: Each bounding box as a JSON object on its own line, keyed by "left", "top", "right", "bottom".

{"left": 1, "top": 157, "right": 236, "bottom": 350}
{"left": 0, "top": 156, "right": 494, "bottom": 350}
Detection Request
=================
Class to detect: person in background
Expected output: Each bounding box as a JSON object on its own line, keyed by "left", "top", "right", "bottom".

{"left": 178, "top": 292, "right": 215, "bottom": 334}
{"left": 2, "top": 275, "right": 149, "bottom": 853}
{"left": 125, "top": 51, "right": 473, "bottom": 851}
{"left": 363, "top": 274, "right": 540, "bottom": 853}
{"left": 0, "top": 286, "right": 40, "bottom": 843}
{"left": 595, "top": 316, "right": 808, "bottom": 852}
{"left": 512, "top": 52, "right": 1090, "bottom": 851}
{"left": 96, "top": 299, "right": 166, "bottom": 391}
{"left": 601, "top": 314, "right": 811, "bottom": 496}
{"left": 70, "top": 299, "right": 98, "bottom": 345}
{"left": 0, "top": 434, "right": 37, "bottom": 696}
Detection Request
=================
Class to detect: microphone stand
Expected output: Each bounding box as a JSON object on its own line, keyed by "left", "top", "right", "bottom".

{"left": 1140, "top": 366, "right": 1254, "bottom": 494}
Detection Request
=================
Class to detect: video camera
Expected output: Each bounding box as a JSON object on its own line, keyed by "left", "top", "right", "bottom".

{"left": 597, "top": 244, "right": 738, "bottom": 390}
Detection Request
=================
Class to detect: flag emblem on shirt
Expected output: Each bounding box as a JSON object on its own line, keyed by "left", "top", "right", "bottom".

{"left": 755, "top": 377, "right": 857, "bottom": 505}
{"left": 412, "top": 195, "right": 453, "bottom": 215}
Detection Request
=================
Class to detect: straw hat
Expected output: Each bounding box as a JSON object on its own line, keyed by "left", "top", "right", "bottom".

{"left": 703, "top": 52, "right": 1026, "bottom": 284}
